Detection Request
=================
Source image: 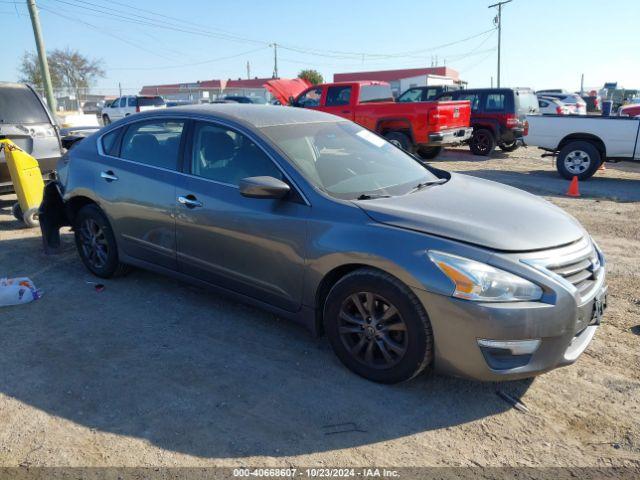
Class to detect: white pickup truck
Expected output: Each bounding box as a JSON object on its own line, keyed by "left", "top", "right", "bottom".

{"left": 526, "top": 115, "right": 640, "bottom": 179}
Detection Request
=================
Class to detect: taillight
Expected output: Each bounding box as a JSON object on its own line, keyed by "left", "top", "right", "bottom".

{"left": 136, "top": 105, "right": 140, "bottom": 113}
{"left": 594, "top": 99, "right": 599, "bottom": 109}
{"left": 556, "top": 106, "right": 563, "bottom": 115}
{"left": 523, "top": 120, "right": 529, "bottom": 136}
{"left": 505, "top": 113, "right": 518, "bottom": 128}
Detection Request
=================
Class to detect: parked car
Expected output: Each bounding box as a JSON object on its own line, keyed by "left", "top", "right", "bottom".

{"left": 618, "top": 103, "right": 640, "bottom": 117}
{"left": 538, "top": 96, "right": 571, "bottom": 115}
{"left": 536, "top": 92, "right": 587, "bottom": 115}
{"left": 101, "top": 95, "right": 166, "bottom": 124}
{"left": 397, "top": 85, "right": 462, "bottom": 103}
{"left": 0, "top": 82, "right": 62, "bottom": 193}
{"left": 266, "top": 79, "right": 472, "bottom": 159}
{"left": 41, "top": 104, "right": 607, "bottom": 384}
{"left": 434, "top": 87, "right": 539, "bottom": 155}
{"left": 81, "top": 101, "right": 101, "bottom": 115}
{"left": 526, "top": 114, "right": 640, "bottom": 179}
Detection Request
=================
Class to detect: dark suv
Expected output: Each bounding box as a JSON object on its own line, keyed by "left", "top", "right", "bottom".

{"left": 435, "top": 88, "right": 539, "bottom": 156}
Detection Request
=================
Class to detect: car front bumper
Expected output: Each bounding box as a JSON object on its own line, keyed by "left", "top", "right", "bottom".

{"left": 412, "top": 242, "right": 607, "bottom": 381}
{"left": 427, "top": 127, "right": 473, "bottom": 146}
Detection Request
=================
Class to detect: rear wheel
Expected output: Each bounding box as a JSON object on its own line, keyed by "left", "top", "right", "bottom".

{"left": 384, "top": 131, "right": 412, "bottom": 152}
{"left": 417, "top": 146, "right": 443, "bottom": 160}
{"left": 556, "top": 140, "right": 601, "bottom": 180}
{"left": 74, "top": 204, "right": 129, "bottom": 278}
{"left": 469, "top": 128, "right": 496, "bottom": 156}
{"left": 324, "top": 268, "right": 434, "bottom": 384}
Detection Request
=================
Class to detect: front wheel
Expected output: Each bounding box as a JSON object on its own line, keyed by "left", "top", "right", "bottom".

{"left": 324, "top": 268, "right": 434, "bottom": 384}
{"left": 102, "top": 115, "right": 111, "bottom": 125}
{"left": 556, "top": 141, "right": 601, "bottom": 180}
{"left": 417, "top": 146, "right": 443, "bottom": 160}
{"left": 469, "top": 129, "right": 496, "bottom": 156}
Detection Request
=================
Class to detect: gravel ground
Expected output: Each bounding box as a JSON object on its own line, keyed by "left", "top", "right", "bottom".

{"left": 0, "top": 146, "right": 638, "bottom": 470}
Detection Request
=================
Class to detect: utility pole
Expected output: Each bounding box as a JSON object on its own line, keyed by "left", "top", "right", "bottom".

{"left": 488, "top": 0, "right": 512, "bottom": 88}
{"left": 270, "top": 43, "right": 278, "bottom": 78}
{"left": 246, "top": 61, "right": 251, "bottom": 80}
{"left": 118, "top": 82, "right": 122, "bottom": 97}
{"left": 580, "top": 73, "right": 584, "bottom": 95}
{"left": 26, "top": 0, "right": 56, "bottom": 112}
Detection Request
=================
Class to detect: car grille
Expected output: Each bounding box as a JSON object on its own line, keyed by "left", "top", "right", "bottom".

{"left": 543, "top": 241, "right": 601, "bottom": 298}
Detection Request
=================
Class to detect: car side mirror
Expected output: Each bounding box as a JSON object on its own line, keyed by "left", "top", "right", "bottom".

{"left": 239, "top": 176, "right": 290, "bottom": 199}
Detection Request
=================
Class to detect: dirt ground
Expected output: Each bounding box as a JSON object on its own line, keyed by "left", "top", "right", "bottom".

{"left": 0, "top": 146, "right": 638, "bottom": 470}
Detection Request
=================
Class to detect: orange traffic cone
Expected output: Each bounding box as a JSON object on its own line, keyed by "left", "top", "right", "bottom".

{"left": 566, "top": 176, "right": 580, "bottom": 197}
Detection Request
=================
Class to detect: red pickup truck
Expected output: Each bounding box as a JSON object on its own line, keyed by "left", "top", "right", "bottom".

{"left": 265, "top": 79, "right": 472, "bottom": 159}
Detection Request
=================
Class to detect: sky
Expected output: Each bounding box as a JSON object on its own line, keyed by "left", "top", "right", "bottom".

{"left": 1, "top": 0, "right": 639, "bottom": 96}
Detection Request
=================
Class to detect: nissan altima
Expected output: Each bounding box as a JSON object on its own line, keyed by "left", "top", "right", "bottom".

{"left": 40, "top": 104, "right": 607, "bottom": 384}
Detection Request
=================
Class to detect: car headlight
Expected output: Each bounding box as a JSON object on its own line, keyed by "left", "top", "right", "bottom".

{"left": 428, "top": 251, "right": 543, "bottom": 302}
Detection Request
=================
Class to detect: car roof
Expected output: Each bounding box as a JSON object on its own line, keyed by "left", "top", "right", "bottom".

{"left": 130, "top": 103, "right": 346, "bottom": 128}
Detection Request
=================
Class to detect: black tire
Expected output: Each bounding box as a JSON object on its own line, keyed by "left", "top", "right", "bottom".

{"left": 556, "top": 140, "right": 601, "bottom": 181}
{"left": 498, "top": 140, "right": 519, "bottom": 152}
{"left": 417, "top": 146, "right": 443, "bottom": 160}
{"left": 469, "top": 128, "right": 496, "bottom": 156}
{"left": 384, "top": 131, "right": 412, "bottom": 152}
{"left": 11, "top": 203, "right": 22, "bottom": 222}
{"left": 323, "top": 268, "right": 434, "bottom": 384}
{"left": 74, "top": 204, "right": 129, "bottom": 278}
{"left": 102, "top": 115, "right": 111, "bottom": 125}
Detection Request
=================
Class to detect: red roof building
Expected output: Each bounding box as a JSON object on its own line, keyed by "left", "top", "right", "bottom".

{"left": 139, "top": 77, "right": 274, "bottom": 101}
{"left": 334, "top": 67, "right": 460, "bottom": 83}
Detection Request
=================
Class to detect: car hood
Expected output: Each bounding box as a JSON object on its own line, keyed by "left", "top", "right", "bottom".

{"left": 356, "top": 173, "right": 586, "bottom": 252}
{"left": 264, "top": 78, "right": 312, "bottom": 105}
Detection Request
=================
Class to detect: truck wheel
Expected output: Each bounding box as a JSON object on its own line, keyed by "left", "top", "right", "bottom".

{"left": 384, "top": 132, "right": 412, "bottom": 152}
{"left": 470, "top": 129, "right": 496, "bottom": 156}
{"left": 498, "top": 140, "right": 519, "bottom": 152}
{"left": 102, "top": 115, "right": 111, "bottom": 125}
{"left": 11, "top": 203, "right": 23, "bottom": 222}
{"left": 417, "top": 146, "right": 442, "bottom": 160}
{"left": 557, "top": 141, "right": 601, "bottom": 180}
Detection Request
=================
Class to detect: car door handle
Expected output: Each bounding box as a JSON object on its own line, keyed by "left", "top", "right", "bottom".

{"left": 100, "top": 170, "right": 118, "bottom": 182}
{"left": 177, "top": 195, "right": 203, "bottom": 208}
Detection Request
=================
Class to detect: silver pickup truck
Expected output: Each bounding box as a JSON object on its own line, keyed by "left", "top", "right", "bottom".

{"left": 526, "top": 115, "right": 640, "bottom": 179}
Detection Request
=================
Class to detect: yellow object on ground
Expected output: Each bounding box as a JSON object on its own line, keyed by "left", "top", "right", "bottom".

{"left": 0, "top": 139, "right": 44, "bottom": 227}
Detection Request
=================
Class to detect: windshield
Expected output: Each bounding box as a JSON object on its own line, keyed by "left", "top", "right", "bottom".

{"left": 0, "top": 85, "right": 50, "bottom": 124}
{"left": 260, "top": 121, "right": 438, "bottom": 200}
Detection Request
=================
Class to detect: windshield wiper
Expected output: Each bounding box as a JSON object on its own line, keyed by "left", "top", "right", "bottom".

{"left": 408, "top": 178, "right": 448, "bottom": 194}
{"left": 356, "top": 193, "right": 391, "bottom": 200}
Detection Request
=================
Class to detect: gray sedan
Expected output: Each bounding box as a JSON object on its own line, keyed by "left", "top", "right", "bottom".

{"left": 41, "top": 104, "right": 607, "bottom": 384}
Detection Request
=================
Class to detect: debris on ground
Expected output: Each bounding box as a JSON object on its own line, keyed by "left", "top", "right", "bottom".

{"left": 0, "top": 277, "right": 42, "bottom": 307}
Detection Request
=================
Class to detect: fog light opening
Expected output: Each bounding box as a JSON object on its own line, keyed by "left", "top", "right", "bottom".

{"left": 477, "top": 339, "right": 541, "bottom": 355}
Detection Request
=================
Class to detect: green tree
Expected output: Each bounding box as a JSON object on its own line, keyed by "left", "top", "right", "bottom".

{"left": 19, "top": 48, "right": 105, "bottom": 101}
{"left": 298, "top": 69, "right": 324, "bottom": 85}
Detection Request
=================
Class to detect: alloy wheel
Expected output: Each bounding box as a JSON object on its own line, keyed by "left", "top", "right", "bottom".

{"left": 78, "top": 218, "right": 109, "bottom": 270}
{"left": 564, "top": 150, "right": 591, "bottom": 174}
{"left": 472, "top": 132, "right": 491, "bottom": 153}
{"left": 338, "top": 292, "right": 408, "bottom": 369}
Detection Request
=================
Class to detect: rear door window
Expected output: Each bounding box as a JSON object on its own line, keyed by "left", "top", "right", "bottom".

{"left": 101, "top": 128, "right": 122, "bottom": 156}
{"left": 515, "top": 91, "right": 540, "bottom": 114}
{"left": 485, "top": 93, "right": 506, "bottom": 111}
{"left": 325, "top": 86, "right": 352, "bottom": 106}
{"left": 120, "top": 120, "right": 185, "bottom": 170}
{"left": 0, "top": 85, "right": 50, "bottom": 124}
{"left": 359, "top": 84, "right": 394, "bottom": 103}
